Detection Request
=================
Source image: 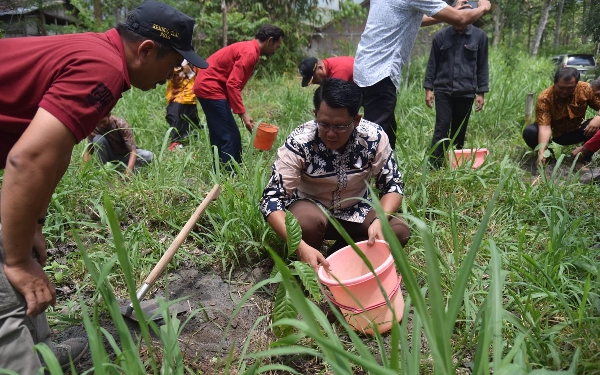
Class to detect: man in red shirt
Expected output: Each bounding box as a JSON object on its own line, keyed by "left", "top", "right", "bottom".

{"left": 298, "top": 56, "right": 355, "bottom": 86}
{"left": 572, "top": 130, "right": 600, "bottom": 170}
{"left": 193, "top": 24, "right": 284, "bottom": 167}
{"left": 0, "top": 1, "right": 207, "bottom": 372}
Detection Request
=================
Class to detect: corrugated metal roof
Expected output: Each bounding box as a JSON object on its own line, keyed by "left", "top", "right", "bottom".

{"left": 0, "top": 0, "right": 65, "bottom": 16}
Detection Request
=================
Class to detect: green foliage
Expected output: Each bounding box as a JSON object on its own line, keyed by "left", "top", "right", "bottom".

{"left": 284, "top": 211, "right": 302, "bottom": 258}
{"left": 20, "top": 47, "right": 600, "bottom": 373}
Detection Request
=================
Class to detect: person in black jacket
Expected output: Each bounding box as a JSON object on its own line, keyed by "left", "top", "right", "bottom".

{"left": 423, "top": 22, "right": 489, "bottom": 168}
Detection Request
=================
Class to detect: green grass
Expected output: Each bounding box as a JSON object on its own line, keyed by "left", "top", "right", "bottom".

{"left": 4, "top": 47, "right": 598, "bottom": 374}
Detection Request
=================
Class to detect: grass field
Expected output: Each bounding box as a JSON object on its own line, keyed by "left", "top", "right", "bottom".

{"left": 20, "top": 48, "right": 600, "bottom": 374}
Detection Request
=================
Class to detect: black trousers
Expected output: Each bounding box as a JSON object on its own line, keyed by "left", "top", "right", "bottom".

{"left": 522, "top": 120, "right": 594, "bottom": 149}
{"left": 522, "top": 120, "right": 594, "bottom": 161}
{"left": 430, "top": 93, "right": 474, "bottom": 167}
{"left": 360, "top": 77, "right": 398, "bottom": 149}
{"left": 166, "top": 102, "right": 200, "bottom": 142}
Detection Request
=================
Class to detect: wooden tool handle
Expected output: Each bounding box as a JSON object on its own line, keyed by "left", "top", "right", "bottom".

{"left": 144, "top": 184, "right": 220, "bottom": 286}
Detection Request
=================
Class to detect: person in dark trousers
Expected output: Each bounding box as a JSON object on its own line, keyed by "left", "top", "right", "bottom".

{"left": 83, "top": 113, "right": 154, "bottom": 174}
{"left": 522, "top": 68, "right": 600, "bottom": 166}
{"left": 260, "top": 79, "right": 410, "bottom": 271}
{"left": 165, "top": 59, "right": 200, "bottom": 150}
{"left": 0, "top": 1, "right": 207, "bottom": 372}
{"left": 353, "top": 0, "right": 490, "bottom": 150}
{"left": 423, "top": 22, "right": 489, "bottom": 168}
{"left": 193, "top": 24, "right": 284, "bottom": 168}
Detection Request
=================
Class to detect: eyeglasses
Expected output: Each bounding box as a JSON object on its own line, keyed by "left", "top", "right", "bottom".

{"left": 316, "top": 118, "right": 355, "bottom": 133}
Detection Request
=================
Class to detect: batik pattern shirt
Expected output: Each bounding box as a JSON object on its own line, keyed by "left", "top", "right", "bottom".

{"left": 260, "top": 119, "right": 404, "bottom": 223}
{"left": 88, "top": 116, "right": 136, "bottom": 155}
{"left": 536, "top": 81, "right": 600, "bottom": 137}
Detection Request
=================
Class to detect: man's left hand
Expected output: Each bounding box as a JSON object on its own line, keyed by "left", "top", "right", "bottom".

{"left": 475, "top": 94, "right": 485, "bottom": 112}
{"left": 584, "top": 116, "right": 600, "bottom": 137}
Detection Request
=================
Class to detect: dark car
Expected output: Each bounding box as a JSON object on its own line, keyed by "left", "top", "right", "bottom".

{"left": 552, "top": 54, "right": 597, "bottom": 82}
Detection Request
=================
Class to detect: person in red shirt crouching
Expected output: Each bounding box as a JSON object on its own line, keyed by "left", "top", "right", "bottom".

{"left": 193, "top": 24, "right": 284, "bottom": 169}
{"left": 298, "top": 56, "right": 355, "bottom": 87}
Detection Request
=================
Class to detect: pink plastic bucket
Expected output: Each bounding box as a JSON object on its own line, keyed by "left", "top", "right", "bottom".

{"left": 318, "top": 240, "right": 404, "bottom": 334}
{"left": 448, "top": 148, "right": 489, "bottom": 169}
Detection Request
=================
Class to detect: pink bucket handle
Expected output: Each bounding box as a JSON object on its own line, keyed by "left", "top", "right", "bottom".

{"left": 321, "top": 276, "right": 402, "bottom": 314}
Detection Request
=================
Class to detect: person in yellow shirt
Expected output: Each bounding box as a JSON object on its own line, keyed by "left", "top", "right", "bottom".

{"left": 165, "top": 59, "right": 200, "bottom": 150}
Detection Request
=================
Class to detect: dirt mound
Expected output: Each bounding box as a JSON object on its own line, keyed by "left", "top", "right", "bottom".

{"left": 55, "top": 264, "right": 275, "bottom": 374}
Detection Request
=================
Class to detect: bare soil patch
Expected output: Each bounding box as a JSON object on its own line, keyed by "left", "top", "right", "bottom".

{"left": 53, "top": 256, "right": 276, "bottom": 374}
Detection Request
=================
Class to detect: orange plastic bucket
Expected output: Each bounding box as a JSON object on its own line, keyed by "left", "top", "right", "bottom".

{"left": 318, "top": 240, "right": 404, "bottom": 334}
{"left": 448, "top": 148, "right": 489, "bottom": 169}
{"left": 253, "top": 122, "right": 279, "bottom": 151}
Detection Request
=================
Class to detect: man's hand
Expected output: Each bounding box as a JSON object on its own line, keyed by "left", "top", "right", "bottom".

{"left": 475, "top": 94, "right": 485, "bottom": 112}
{"left": 583, "top": 116, "right": 600, "bottom": 137}
{"left": 240, "top": 113, "right": 255, "bottom": 133}
{"left": 572, "top": 145, "right": 590, "bottom": 170}
{"left": 367, "top": 218, "right": 384, "bottom": 246}
{"left": 32, "top": 225, "right": 48, "bottom": 267}
{"left": 4, "top": 259, "right": 56, "bottom": 316}
{"left": 425, "top": 89, "right": 434, "bottom": 108}
{"left": 537, "top": 150, "right": 547, "bottom": 167}
{"left": 454, "top": 0, "right": 470, "bottom": 9}
{"left": 478, "top": 0, "right": 492, "bottom": 11}
{"left": 297, "top": 242, "right": 330, "bottom": 272}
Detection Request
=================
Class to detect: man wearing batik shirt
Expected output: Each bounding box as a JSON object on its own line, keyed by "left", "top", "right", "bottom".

{"left": 523, "top": 67, "right": 600, "bottom": 166}
{"left": 84, "top": 114, "right": 153, "bottom": 175}
{"left": 259, "top": 78, "right": 410, "bottom": 271}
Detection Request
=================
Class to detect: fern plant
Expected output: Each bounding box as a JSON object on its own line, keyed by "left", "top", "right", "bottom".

{"left": 271, "top": 211, "right": 322, "bottom": 338}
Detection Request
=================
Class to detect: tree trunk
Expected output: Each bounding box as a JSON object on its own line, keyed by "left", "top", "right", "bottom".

{"left": 584, "top": 0, "right": 594, "bottom": 45}
{"left": 553, "top": 0, "right": 564, "bottom": 49}
{"left": 492, "top": 0, "right": 501, "bottom": 49}
{"left": 222, "top": 0, "right": 228, "bottom": 47}
{"left": 530, "top": 0, "right": 552, "bottom": 56}
{"left": 527, "top": 10, "right": 532, "bottom": 52}
{"left": 37, "top": 0, "right": 46, "bottom": 36}
{"left": 94, "top": 0, "right": 102, "bottom": 27}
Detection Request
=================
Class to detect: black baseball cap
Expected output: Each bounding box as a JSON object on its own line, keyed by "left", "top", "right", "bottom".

{"left": 125, "top": 0, "right": 208, "bottom": 69}
{"left": 299, "top": 57, "right": 318, "bottom": 87}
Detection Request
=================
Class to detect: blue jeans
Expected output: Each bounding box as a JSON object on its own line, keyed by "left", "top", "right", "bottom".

{"left": 198, "top": 98, "right": 242, "bottom": 165}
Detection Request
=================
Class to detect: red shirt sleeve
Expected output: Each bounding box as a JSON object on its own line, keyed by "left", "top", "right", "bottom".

{"left": 226, "top": 43, "right": 259, "bottom": 114}
{"left": 40, "top": 59, "right": 124, "bottom": 143}
{"left": 585, "top": 129, "right": 600, "bottom": 153}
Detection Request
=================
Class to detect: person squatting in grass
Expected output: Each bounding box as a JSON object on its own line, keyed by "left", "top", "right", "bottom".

{"left": 166, "top": 59, "right": 201, "bottom": 150}
{"left": 522, "top": 67, "right": 600, "bottom": 166}
{"left": 353, "top": 0, "right": 491, "bottom": 150}
{"left": 193, "top": 24, "right": 284, "bottom": 168}
{"left": 423, "top": 17, "right": 489, "bottom": 168}
{"left": 259, "top": 78, "right": 411, "bottom": 271}
{"left": 571, "top": 78, "right": 600, "bottom": 170}
{"left": 83, "top": 113, "right": 154, "bottom": 175}
{"left": 0, "top": 1, "right": 207, "bottom": 372}
{"left": 298, "top": 56, "right": 355, "bottom": 87}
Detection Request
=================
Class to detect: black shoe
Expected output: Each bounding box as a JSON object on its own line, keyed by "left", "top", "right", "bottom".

{"left": 54, "top": 337, "right": 88, "bottom": 370}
